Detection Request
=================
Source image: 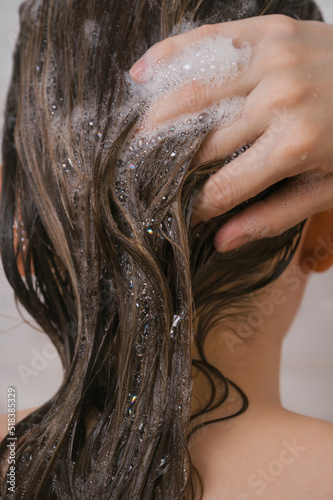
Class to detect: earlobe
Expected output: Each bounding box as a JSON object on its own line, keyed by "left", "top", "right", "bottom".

{"left": 300, "top": 209, "right": 333, "bottom": 273}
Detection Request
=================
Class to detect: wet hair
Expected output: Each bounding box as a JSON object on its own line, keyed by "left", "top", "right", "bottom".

{"left": 0, "top": 0, "right": 323, "bottom": 498}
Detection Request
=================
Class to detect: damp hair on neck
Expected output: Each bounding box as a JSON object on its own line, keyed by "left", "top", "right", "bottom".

{"left": 0, "top": 0, "right": 323, "bottom": 498}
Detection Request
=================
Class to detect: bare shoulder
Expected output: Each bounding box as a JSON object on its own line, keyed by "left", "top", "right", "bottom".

{"left": 280, "top": 408, "right": 333, "bottom": 455}
{"left": 283, "top": 410, "right": 333, "bottom": 473}
{"left": 266, "top": 411, "right": 333, "bottom": 499}
{"left": 189, "top": 408, "right": 333, "bottom": 500}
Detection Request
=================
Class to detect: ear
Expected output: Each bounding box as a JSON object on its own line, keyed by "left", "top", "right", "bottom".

{"left": 299, "top": 208, "right": 333, "bottom": 273}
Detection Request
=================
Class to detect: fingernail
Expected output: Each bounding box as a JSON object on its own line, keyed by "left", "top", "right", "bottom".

{"left": 130, "top": 58, "right": 147, "bottom": 81}
{"left": 217, "top": 234, "right": 251, "bottom": 252}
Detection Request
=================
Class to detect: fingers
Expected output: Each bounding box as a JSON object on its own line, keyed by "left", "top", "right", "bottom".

{"left": 144, "top": 69, "right": 257, "bottom": 126}
{"left": 191, "top": 124, "right": 300, "bottom": 224}
{"left": 213, "top": 172, "right": 333, "bottom": 252}
{"left": 130, "top": 15, "right": 300, "bottom": 82}
{"left": 130, "top": 20, "right": 259, "bottom": 81}
{"left": 142, "top": 38, "right": 305, "bottom": 127}
{"left": 192, "top": 67, "right": 317, "bottom": 165}
{"left": 192, "top": 96, "right": 329, "bottom": 226}
{"left": 192, "top": 96, "right": 268, "bottom": 166}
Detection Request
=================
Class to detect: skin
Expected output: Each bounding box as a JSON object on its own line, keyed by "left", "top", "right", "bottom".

{"left": 1, "top": 214, "right": 333, "bottom": 498}
{"left": 129, "top": 15, "right": 333, "bottom": 497}
{"left": 187, "top": 215, "right": 333, "bottom": 499}
{"left": 1, "top": 14, "right": 333, "bottom": 495}
{"left": 130, "top": 14, "right": 333, "bottom": 253}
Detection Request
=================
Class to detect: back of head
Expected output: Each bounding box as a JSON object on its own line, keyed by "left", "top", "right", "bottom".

{"left": 0, "top": 0, "right": 322, "bottom": 498}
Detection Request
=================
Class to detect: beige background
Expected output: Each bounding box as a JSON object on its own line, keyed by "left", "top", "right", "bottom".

{"left": 0, "top": 1, "right": 332, "bottom": 420}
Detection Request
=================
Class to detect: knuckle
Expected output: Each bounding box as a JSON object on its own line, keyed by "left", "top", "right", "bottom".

{"left": 268, "top": 14, "right": 298, "bottom": 37}
{"left": 298, "top": 119, "right": 321, "bottom": 151}
{"left": 196, "top": 24, "right": 214, "bottom": 39}
{"left": 150, "top": 37, "right": 177, "bottom": 61}
{"left": 274, "top": 75, "right": 308, "bottom": 108}
{"left": 148, "top": 39, "right": 164, "bottom": 59}
{"left": 250, "top": 79, "right": 295, "bottom": 114}
{"left": 257, "top": 40, "right": 301, "bottom": 72}
{"left": 252, "top": 42, "right": 302, "bottom": 85}
{"left": 280, "top": 15, "right": 299, "bottom": 36}
{"left": 183, "top": 82, "right": 207, "bottom": 113}
{"left": 287, "top": 118, "right": 319, "bottom": 159}
{"left": 207, "top": 172, "right": 238, "bottom": 212}
{"left": 165, "top": 36, "right": 179, "bottom": 55}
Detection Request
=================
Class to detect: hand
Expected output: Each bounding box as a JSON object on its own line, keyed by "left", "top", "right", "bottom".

{"left": 130, "top": 15, "right": 333, "bottom": 252}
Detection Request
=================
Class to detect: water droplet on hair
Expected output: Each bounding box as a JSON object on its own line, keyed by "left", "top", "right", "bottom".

{"left": 170, "top": 314, "right": 181, "bottom": 339}
{"left": 198, "top": 112, "right": 208, "bottom": 122}
{"left": 172, "top": 315, "right": 181, "bottom": 328}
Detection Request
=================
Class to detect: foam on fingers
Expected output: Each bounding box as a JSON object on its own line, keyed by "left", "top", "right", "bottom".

{"left": 124, "top": 34, "right": 253, "bottom": 155}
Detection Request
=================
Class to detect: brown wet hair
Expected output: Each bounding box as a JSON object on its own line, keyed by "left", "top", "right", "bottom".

{"left": 0, "top": 0, "right": 322, "bottom": 498}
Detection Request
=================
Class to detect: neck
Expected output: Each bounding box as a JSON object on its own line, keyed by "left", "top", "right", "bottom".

{"left": 191, "top": 223, "right": 314, "bottom": 418}
{"left": 191, "top": 322, "right": 284, "bottom": 419}
{"left": 209, "top": 326, "right": 282, "bottom": 406}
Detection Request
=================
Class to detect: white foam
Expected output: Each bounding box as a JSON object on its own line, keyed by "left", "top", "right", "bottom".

{"left": 124, "top": 35, "right": 252, "bottom": 153}
{"left": 143, "top": 36, "right": 252, "bottom": 93}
